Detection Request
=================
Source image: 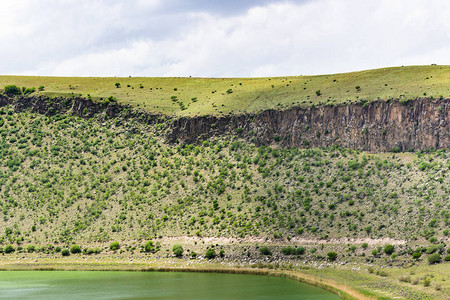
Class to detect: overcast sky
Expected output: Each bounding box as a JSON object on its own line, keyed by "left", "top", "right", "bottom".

{"left": 1, "top": 0, "right": 449, "bottom": 77}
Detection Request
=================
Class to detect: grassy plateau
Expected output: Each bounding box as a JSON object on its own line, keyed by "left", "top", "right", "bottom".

{"left": 1, "top": 65, "right": 450, "bottom": 116}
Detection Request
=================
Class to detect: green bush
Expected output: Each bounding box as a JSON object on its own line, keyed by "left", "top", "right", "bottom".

{"left": 27, "top": 245, "right": 35, "bottom": 253}
{"left": 70, "top": 244, "right": 81, "bottom": 254}
{"left": 4, "top": 85, "right": 21, "bottom": 96}
{"left": 205, "top": 248, "right": 216, "bottom": 259}
{"left": 281, "top": 246, "right": 295, "bottom": 255}
{"left": 172, "top": 244, "right": 183, "bottom": 257}
{"left": 428, "top": 253, "right": 441, "bottom": 264}
{"left": 4, "top": 245, "right": 15, "bottom": 254}
{"left": 444, "top": 255, "right": 450, "bottom": 261}
{"left": 327, "top": 252, "right": 338, "bottom": 261}
{"left": 259, "top": 246, "right": 272, "bottom": 256}
{"left": 384, "top": 244, "right": 395, "bottom": 255}
{"left": 144, "top": 240, "right": 155, "bottom": 253}
{"left": 295, "top": 247, "right": 305, "bottom": 255}
{"left": 412, "top": 252, "right": 422, "bottom": 259}
{"left": 110, "top": 241, "right": 120, "bottom": 251}
{"left": 61, "top": 249, "right": 70, "bottom": 256}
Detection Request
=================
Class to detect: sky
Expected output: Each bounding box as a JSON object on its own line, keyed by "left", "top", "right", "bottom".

{"left": 1, "top": 0, "right": 449, "bottom": 77}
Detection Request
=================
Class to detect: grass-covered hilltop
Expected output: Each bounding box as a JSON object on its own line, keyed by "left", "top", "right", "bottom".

{"left": 0, "top": 65, "right": 449, "bottom": 299}
{"left": 2, "top": 65, "right": 450, "bottom": 116}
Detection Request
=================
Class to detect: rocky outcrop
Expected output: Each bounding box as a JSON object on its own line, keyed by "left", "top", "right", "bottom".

{"left": 169, "top": 98, "right": 449, "bottom": 152}
{"left": 0, "top": 94, "right": 165, "bottom": 124}
{"left": 0, "top": 94, "right": 448, "bottom": 152}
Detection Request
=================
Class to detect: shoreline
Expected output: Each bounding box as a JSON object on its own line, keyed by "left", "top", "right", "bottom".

{"left": 0, "top": 261, "right": 374, "bottom": 300}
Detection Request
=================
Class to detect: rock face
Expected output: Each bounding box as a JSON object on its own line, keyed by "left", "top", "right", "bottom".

{"left": 0, "top": 94, "right": 448, "bottom": 152}
{"left": 169, "top": 98, "right": 449, "bottom": 152}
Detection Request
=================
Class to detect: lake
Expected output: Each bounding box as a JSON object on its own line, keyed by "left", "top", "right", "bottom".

{"left": 0, "top": 271, "right": 340, "bottom": 299}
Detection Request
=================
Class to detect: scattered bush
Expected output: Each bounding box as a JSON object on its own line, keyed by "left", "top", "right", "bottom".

{"left": 259, "top": 246, "right": 272, "bottom": 256}
{"left": 110, "top": 241, "right": 120, "bottom": 251}
{"left": 144, "top": 240, "right": 155, "bottom": 253}
{"left": 295, "top": 247, "right": 305, "bottom": 255}
{"left": 384, "top": 244, "right": 395, "bottom": 255}
{"left": 70, "top": 244, "right": 81, "bottom": 254}
{"left": 4, "top": 85, "right": 21, "bottom": 96}
{"left": 428, "top": 253, "right": 441, "bottom": 264}
{"left": 327, "top": 252, "right": 337, "bottom": 261}
{"left": 205, "top": 248, "right": 216, "bottom": 259}
{"left": 172, "top": 244, "right": 183, "bottom": 257}
{"left": 61, "top": 249, "right": 70, "bottom": 256}
{"left": 4, "top": 245, "right": 15, "bottom": 254}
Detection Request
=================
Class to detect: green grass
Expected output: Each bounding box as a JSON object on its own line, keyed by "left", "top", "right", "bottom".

{"left": 1, "top": 65, "right": 449, "bottom": 116}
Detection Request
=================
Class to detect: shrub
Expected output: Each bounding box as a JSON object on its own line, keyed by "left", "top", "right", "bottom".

{"left": 219, "top": 250, "right": 225, "bottom": 258}
{"left": 327, "top": 252, "right": 338, "bottom": 261}
{"left": 4, "top": 245, "right": 15, "bottom": 254}
{"left": 281, "top": 246, "right": 295, "bottom": 255}
{"left": 38, "top": 85, "right": 45, "bottom": 91}
{"left": 4, "top": 85, "right": 21, "bottom": 96}
{"left": 259, "top": 246, "right": 272, "bottom": 256}
{"left": 61, "top": 249, "right": 70, "bottom": 256}
{"left": 428, "top": 253, "right": 441, "bottom": 264}
{"left": 110, "top": 241, "right": 120, "bottom": 251}
{"left": 70, "top": 244, "right": 81, "bottom": 254}
{"left": 205, "top": 249, "right": 216, "bottom": 259}
{"left": 55, "top": 247, "right": 61, "bottom": 253}
{"left": 384, "top": 244, "right": 395, "bottom": 255}
{"left": 115, "top": 82, "right": 121, "bottom": 88}
{"left": 295, "top": 247, "right": 305, "bottom": 255}
{"left": 172, "top": 244, "right": 183, "bottom": 257}
{"left": 27, "top": 245, "right": 35, "bottom": 253}
{"left": 412, "top": 252, "right": 422, "bottom": 259}
{"left": 144, "top": 240, "right": 155, "bottom": 253}
{"left": 315, "top": 90, "right": 321, "bottom": 96}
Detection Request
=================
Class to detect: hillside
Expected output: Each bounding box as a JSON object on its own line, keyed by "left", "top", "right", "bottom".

{"left": 0, "top": 108, "right": 447, "bottom": 246}
{"left": 1, "top": 65, "right": 450, "bottom": 116}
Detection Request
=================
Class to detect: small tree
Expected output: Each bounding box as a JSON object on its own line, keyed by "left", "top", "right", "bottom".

{"left": 315, "top": 90, "right": 321, "bottom": 96}
{"left": 172, "top": 244, "right": 183, "bottom": 257}
{"left": 4, "top": 245, "right": 15, "bottom": 254}
{"left": 70, "top": 244, "right": 81, "bottom": 254}
{"left": 428, "top": 253, "right": 441, "bottom": 264}
{"left": 144, "top": 240, "right": 155, "bottom": 253}
{"left": 384, "top": 244, "right": 395, "bottom": 255}
{"left": 327, "top": 252, "right": 338, "bottom": 261}
{"left": 205, "top": 248, "right": 216, "bottom": 259}
{"left": 110, "top": 241, "right": 120, "bottom": 251}
{"left": 295, "top": 247, "right": 305, "bottom": 255}
{"left": 115, "top": 82, "right": 121, "bottom": 88}
{"left": 259, "top": 246, "right": 272, "bottom": 255}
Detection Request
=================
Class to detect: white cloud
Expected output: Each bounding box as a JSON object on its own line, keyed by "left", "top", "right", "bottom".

{"left": 2, "top": 0, "right": 449, "bottom": 77}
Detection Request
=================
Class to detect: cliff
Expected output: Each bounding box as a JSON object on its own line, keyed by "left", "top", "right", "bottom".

{"left": 169, "top": 98, "right": 449, "bottom": 152}
{"left": 0, "top": 94, "right": 448, "bottom": 152}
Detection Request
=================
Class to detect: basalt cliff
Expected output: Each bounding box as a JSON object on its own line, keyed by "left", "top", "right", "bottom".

{"left": 0, "top": 94, "right": 448, "bottom": 152}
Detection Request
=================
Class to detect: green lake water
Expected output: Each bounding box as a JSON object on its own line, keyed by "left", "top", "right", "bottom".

{"left": 0, "top": 271, "right": 340, "bottom": 299}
